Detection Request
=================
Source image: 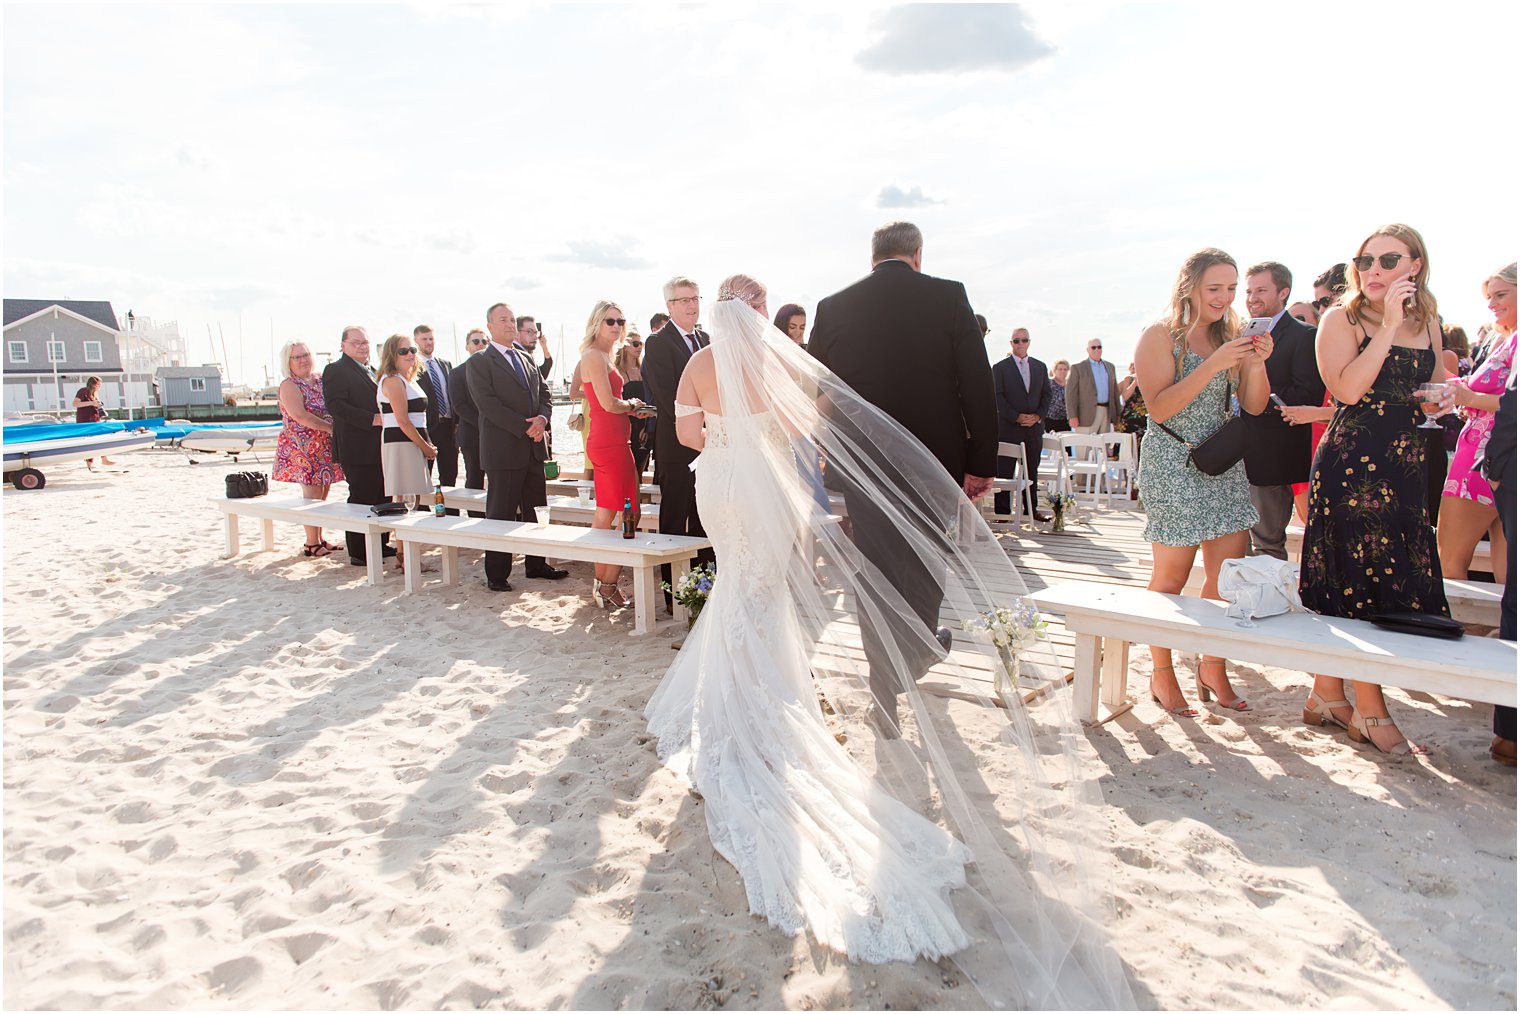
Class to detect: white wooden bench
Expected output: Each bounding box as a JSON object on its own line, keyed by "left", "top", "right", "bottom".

{"left": 1171, "top": 567, "right": 1502, "bottom": 627}
{"left": 440, "top": 488, "right": 661, "bottom": 530}
{"left": 214, "top": 496, "right": 389, "bottom": 585}
{"left": 379, "top": 513, "right": 711, "bottom": 635}
{"left": 545, "top": 478, "right": 661, "bottom": 503}
{"left": 1031, "top": 581, "right": 1516, "bottom": 727}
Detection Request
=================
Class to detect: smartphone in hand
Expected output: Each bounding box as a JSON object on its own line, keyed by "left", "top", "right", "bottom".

{"left": 1239, "top": 317, "right": 1273, "bottom": 340}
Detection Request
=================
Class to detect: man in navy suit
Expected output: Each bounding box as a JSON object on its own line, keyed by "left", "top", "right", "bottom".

{"left": 1242, "top": 261, "right": 1324, "bottom": 559}
{"left": 449, "top": 328, "right": 489, "bottom": 517}
{"left": 413, "top": 323, "right": 458, "bottom": 496}
{"left": 468, "top": 302, "right": 567, "bottom": 591}
{"left": 991, "top": 327, "right": 1051, "bottom": 521}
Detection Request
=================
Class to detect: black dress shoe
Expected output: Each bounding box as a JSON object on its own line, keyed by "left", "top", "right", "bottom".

{"left": 525, "top": 565, "right": 569, "bottom": 580}
{"left": 1032, "top": 512, "right": 1052, "bottom": 523}
{"left": 350, "top": 557, "right": 366, "bottom": 567}
{"left": 935, "top": 626, "right": 953, "bottom": 652}
{"left": 487, "top": 579, "right": 513, "bottom": 592}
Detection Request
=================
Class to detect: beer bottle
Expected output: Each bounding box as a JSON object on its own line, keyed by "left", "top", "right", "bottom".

{"left": 622, "top": 497, "right": 635, "bottom": 539}
{"left": 432, "top": 483, "right": 445, "bottom": 517}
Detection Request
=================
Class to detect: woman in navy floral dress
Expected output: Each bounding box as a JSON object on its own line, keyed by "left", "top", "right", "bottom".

{"left": 1299, "top": 224, "right": 1450, "bottom": 756}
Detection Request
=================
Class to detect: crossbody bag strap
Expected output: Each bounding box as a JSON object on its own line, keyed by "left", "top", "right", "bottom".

{"left": 1153, "top": 373, "right": 1232, "bottom": 450}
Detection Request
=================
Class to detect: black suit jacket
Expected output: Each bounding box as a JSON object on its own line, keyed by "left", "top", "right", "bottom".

{"left": 416, "top": 356, "right": 453, "bottom": 432}
{"left": 992, "top": 355, "right": 1051, "bottom": 442}
{"left": 642, "top": 321, "right": 707, "bottom": 477}
{"left": 810, "top": 260, "right": 997, "bottom": 479}
{"left": 1243, "top": 312, "right": 1325, "bottom": 486}
{"left": 467, "top": 344, "right": 552, "bottom": 472}
{"left": 449, "top": 354, "right": 480, "bottom": 440}
{"left": 322, "top": 354, "right": 382, "bottom": 467}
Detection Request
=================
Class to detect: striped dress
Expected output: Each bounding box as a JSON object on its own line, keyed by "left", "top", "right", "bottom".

{"left": 377, "top": 372, "right": 431, "bottom": 496}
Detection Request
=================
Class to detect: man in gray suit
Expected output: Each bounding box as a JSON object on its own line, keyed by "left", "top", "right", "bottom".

{"left": 1067, "top": 338, "right": 1120, "bottom": 434}
{"left": 467, "top": 302, "right": 567, "bottom": 591}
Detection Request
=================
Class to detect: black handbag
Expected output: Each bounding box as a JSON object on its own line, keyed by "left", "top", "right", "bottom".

{"left": 369, "top": 501, "right": 410, "bottom": 517}
{"left": 1152, "top": 381, "right": 1247, "bottom": 476}
{"left": 225, "top": 471, "right": 268, "bottom": 498}
{"left": 1371, "top": 611, "right": 1465, "bottom": 640}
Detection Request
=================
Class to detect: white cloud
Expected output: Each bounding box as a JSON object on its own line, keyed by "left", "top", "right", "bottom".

{"left": 877, "top": 184, "right": 947, "bottom": 209}
{"left": 857, "top": 4, "right": 1055, "bottom": 75}
{"left": 551, "top": 239, "right": 655, "bottom": 271}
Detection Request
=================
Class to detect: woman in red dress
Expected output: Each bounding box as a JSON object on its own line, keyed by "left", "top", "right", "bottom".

{"left": 579, "top": 300, "right": 652, "bottom": 609}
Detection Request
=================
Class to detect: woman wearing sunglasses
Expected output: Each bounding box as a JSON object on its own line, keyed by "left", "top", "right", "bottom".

{"left": 579, "top": 301, "right": 651, "bottom": 609}
{"left": 1298, "top": 224, "right": 1451, "bottom": 755}
{"left": 614, "top": 332, "right": 653, "bottom": 479}
{"left": 376, "top": 334, "right": 437, "bottom": 546}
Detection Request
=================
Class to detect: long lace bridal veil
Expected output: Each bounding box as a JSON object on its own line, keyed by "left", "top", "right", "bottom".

{"left": 688, "top": 288, "right": 1135, "bottom": 1010}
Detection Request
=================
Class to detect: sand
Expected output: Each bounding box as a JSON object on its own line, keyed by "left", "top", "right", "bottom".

{"left": 3, "top": 447, "right": 1515, "bottom": 1010}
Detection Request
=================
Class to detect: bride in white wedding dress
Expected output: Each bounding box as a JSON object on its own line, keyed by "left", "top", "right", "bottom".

{"left": 644, "top": 275, "right": 1134, "bottom": 1009}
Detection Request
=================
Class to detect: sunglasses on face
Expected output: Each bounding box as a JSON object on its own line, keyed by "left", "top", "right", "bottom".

{"left": 1088, "top": 344, "right": 1102, "bottom": 350}
{"left": 397, "top": 347, "right": 418, "bottom": 356}
{"left": 604, "top": 317, "right": 626, "bottom": 327}
{"left": 467, "top": 338, "right": 489, "bottom": 346}
{"left": 628, "top": 340, "right": 642, "bottom": 347}
{"left": 1011, "top": 338, "right": 1030, "bottom": 345}
{"left": 1312, "top": 295, "right": 1337, "bottom": 310}
{"left": 1353, "top": 252, "right": 1414, "bottom": 272}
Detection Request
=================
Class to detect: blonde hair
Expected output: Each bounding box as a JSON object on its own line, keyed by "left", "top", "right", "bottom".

{"left": 578, "top": 300, "right": 624, "bottom": 355}
{"left": 1483, "top": 262, "right": 1518, "bottom": 297}
{"left": 1166, "top": 248, "right": 1241, "bottom": 380}
{"left": 613, "top": 341, "right": 641, "bottom": 375}
{"left": 278, "top": 340, "right": 308, "bottom": 380}
{"left": 716, "top": 272, "right": 766, "bottom": 310}
{"left": 1344, "top": 223, "right": 1438, "bottom": 330}
{"left": 377, "top": 333, "right": 417, "bottom": 380}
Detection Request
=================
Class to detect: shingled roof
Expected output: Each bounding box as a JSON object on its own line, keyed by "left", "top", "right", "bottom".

{"left": 3, "top": 299, "right": 122, "bottom": 331}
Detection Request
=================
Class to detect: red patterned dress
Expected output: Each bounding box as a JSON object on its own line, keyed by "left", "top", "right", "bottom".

{"left": 274, "top": 375, "right": 344, "bottom": 486}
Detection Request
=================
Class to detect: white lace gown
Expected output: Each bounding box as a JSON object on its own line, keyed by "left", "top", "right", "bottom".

{"left": 644, "top": 405, "right": 975, "bottom": 964}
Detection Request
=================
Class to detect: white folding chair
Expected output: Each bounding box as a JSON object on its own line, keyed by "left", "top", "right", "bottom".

{"left": 1057, "top": 432, "right": 1109, "bottom": 508}
{"left": 1100, "top": 432, "right": 1138, "bottom": 504}
{"left": 1041, "top": 432, "right": 1070, "bottom": 498}
{"left": 984, "top": 441, "right": 1031, "bottom": 530}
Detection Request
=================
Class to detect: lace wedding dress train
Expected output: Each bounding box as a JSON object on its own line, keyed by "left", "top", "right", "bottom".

{"left": 643, "top": 282, "right": 1134, "bottom": 1009}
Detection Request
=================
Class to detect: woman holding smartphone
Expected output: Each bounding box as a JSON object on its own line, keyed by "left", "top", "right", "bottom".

{"left": 1135, "top": 248, "right": 1270, "bottom": 718}
{"left": 1298, "top": 224, "right": 1450, "bottom": 756}
{"left": 579, "top": 300, "right": 652, "bottom": 610}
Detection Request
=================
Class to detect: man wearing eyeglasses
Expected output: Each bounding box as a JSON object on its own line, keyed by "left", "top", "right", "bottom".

{"left": 449, "top": 328, "right": 489, "bottom": 516}
{"left": 1242, "top": 260, "right": 1324, "bottom": 560}
{"left": 514, "top": 315, "right": 554, "bottom": 380}
{"left": 643, "top": 276, "right": 715, "bottom": 610}
{"left": 1067, "top": 339, "right": 1118, "bottom": 435}
{"left": 413, "top": 324, "right": 459, "bottom": 502}
{"left": 992, "top": 327, "right": 1052, "bottom": 521}
{"left": 322, "top": 325, "right": 395, "bottom": 566}
{"left": 469, "top": 302, "right": 567, "bottom": 590}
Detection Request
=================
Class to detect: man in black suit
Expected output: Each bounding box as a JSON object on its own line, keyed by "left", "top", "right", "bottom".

{"left": 810, "top": 221, "right": 997, "bottom": 726}
{"left": 413, "top": 323, "right": 459, "bottom": 500}
{"left": 468, "top": 302, "right": 568, "bottom": 591}
{"left": 1242, "top": 261, "right": 1325, "bottom": 559}
{"left": 1482, "top": 374, "right": 1515, "bottom": 764}
{"left": 450, "top": 328, "right": 490, "bottom": 518}
{"left": 641, "top": 276, "right": 715, "bottom": 609}
{"left": 991, "top": 327, "right": 1052, "bottom": 521}
{"left": 322, "top": 325, "right": 394, "bottom": 566}
{"left": 514, "top": 316, "right": 555, "bottom": 378}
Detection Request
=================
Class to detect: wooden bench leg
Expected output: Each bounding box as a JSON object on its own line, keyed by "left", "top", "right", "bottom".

{"left": 442, "top": 546, "right": 459, "bottom": 587}
{"left": 402, "top": 539, "right": 420, "bottom": 594}
{"left": 631, "top": 565, "right": 658, "bottom": 636}
{"left": 224, "top": 514, "right": 240, "bottom": 558}
{"left": 1072, "top": 633, "right": 1101, "bottom": 725}
{"left": 670, "top": 558, "right": 691, "bottom": 626}
{"left": 1098, "top": 636, "right": 1134, "bottom": 724}
{"left": 261, "top": 518, "right": 275, "bottom": 553}
{"left": 365, "top": 530, "right": 383, "bottom": 587}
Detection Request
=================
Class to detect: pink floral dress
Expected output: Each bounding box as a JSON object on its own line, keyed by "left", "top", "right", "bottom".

{"left": 1443, "top": 331, "right": 1515, "bottom": 506}
{"left": 274, "top": 375, "right": 344, "bottom": 486}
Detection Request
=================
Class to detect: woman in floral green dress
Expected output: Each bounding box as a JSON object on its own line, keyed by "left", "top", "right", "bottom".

{"left": 1299, "top": 224, "right": 1451, "bottom": 756}
{"left": 1135, "top": 249, "right": 1272, "bottom": 717}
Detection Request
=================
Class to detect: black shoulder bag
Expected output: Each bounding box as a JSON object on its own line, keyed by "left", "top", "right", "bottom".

{"left": 1152, "top": 377, "right": 1247, "bottom": 476}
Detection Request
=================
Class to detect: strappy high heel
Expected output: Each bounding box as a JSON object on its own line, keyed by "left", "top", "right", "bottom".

{"left": 1196, "top": 659, "right": 1249, "bottom": 711}
{"left": 1347, "top": 712, "right": 1427, "bottom": 756}
{"left": 1302, "top": 691, "right": 1352, "bottom": 731}
{"left": 593, "top": 581, "right": 632, "bottom": 610}
{"left": 1149, "top": 664, "right": 1198, "bottom": 718}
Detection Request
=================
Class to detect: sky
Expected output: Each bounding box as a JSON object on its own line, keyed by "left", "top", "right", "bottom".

{"left": 4, "top": 3, "right": 1517, "bottom": 391}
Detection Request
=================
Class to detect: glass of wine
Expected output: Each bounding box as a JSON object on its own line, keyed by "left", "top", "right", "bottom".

{"left": 1414, "top": 382, "right": 1449, "bottom": 429}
